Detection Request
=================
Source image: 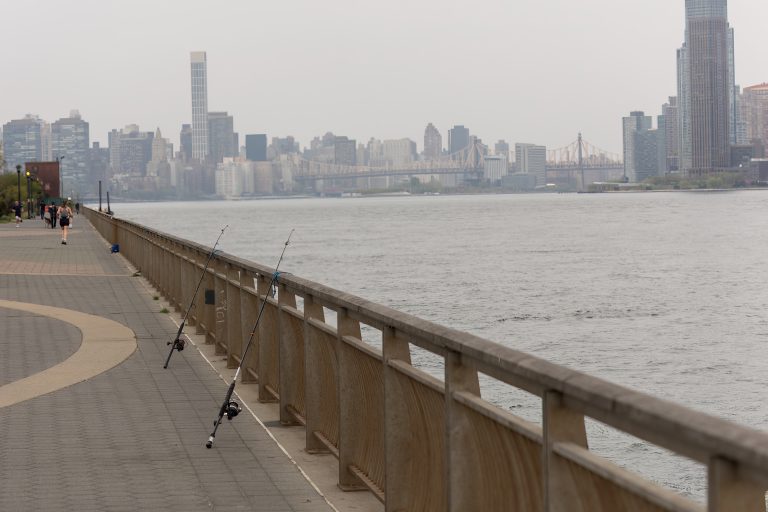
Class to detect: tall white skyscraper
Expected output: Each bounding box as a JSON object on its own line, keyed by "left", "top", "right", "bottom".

{"left": 190, "top": 51, "right": 209, "bottom": 161}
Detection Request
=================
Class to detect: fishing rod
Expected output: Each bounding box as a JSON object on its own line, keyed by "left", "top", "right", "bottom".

{"left": 206, "top": 229, "right": 294, "bottom": 449}
{"left": 163, "top": 225, "right": 228, "bottom": 369}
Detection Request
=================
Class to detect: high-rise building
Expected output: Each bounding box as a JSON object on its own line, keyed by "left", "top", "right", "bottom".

{"left": 483, "top": 155, "right": 507, "bottom": 182}
{"left": 383, "top": 139, "right": 417, "bottom": 167}
{"left": 495, "top": 140, "right": 510, "bottom": 162}
{"left": 245, "top": 134, "right": 268, "bottom": 161}
{"left": 109, "top": 124, "right": 154, "bottom": 175}
{"left": 423, "top": 123, "right": 442, "bottom": 160}
{"left": 334, "top": 136, "right": 357, "bottom": 165}
{"left": 662, "top": 98, "right": 680, "bottom": 171}
{"left": 623, "top": 111, "right": 665, "bottom": 182}
{"left": 52, "top": 110, "right": 90, "bottom": 197}
{"left": 190, "top": 51, "right": 209, "bottom": 161}
{"left": 743, "top": 83, "right": 768, "bottom": 155}
{"left": 2, "top": 115, "right": 44, "bottom": 171}
{"left": 207, "top": 112, "right": 236, "bottom": 164}
{"left": 448, "top": 125, "right": 470, "bottom": 156}
{"left": 678, "top": 0, "right": 732, "bottom": 175}
{"left": 179, "top": 124, "right": 193, "bottom": 161}
{"left": 515, "top": 143, "right": 547, "bottom": 186}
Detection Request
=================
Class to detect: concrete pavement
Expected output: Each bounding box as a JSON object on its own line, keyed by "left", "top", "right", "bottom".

{"left": 0, "top": 216, "right": 337, "bottom": 511}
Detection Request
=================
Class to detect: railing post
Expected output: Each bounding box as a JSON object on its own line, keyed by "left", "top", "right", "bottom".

{"left": 337, "top": 308, "right": 366, "bottom": 491}
{"left": 278, "top": 284, "right": 301, "bottom": 425}
{"left": 543, "top": 390, "right": 588, "bottom": 512}
{"left": 708, "top": 457, "right": 765, "bottom": 512}
{"left": 383, "top": 327, "right": 414, "bottom": 511}
{"left": 256, "top": 273, "right": 277, "bottom": 402}
{"left": 202, "top": 258, "right": 216, "bottom": 345}
{"left": 214, "top": 259, "right": 228, "bottom": 355}
{"left": 225, "top": 264, "right": 241, "bottom": 369}
{"left": 304, "top": 294, "right": 327, "bottom": 453}
{"left": 445, "top": 350, "right": 481, "bottom": 512}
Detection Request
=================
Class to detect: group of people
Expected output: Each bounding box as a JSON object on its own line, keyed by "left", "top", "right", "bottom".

{"left": 10, "top": 199, "right": 75, "bottom": 245}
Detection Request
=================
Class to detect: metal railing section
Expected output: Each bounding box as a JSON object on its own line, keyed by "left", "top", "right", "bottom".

{"left": 85, "top": 207, "right": 768, "bottom": 512}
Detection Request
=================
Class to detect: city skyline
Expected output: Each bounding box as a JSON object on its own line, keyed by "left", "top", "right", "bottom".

{"left": 1, "top": 0, "right": 766, "bottom": 155}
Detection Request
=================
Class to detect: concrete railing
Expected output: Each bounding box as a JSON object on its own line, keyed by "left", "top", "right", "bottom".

{"left": 85, "top": 207, "right": 768, "bottom": 512}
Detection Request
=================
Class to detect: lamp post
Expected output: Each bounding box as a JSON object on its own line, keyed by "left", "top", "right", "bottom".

{"left": 26, "top": 170, "right": 32, "bottom": 219}
{"left": 16, "top": 165, "right": 21, "bottom": 207}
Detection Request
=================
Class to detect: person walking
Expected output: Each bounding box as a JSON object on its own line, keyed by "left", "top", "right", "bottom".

{"left": 58, "top": 202, "right": 73, "bottom": 245}
{"left": 43, "top": 205, "right": 51, "bottom": 227}
{"left": 75, "top": 202, "right": 80, "bottom": 215}
{"left": 39, "top": 199, "right": 45, "bottom": 220}
{"left": 50, "top": 202, "right": 57, "bottom": 229}
{"left": 12, "top": 201, "right": 23, "bottom": 228}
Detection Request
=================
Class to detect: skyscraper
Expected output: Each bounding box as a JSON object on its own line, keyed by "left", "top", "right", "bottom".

{"left": 742, "top": 83, "right": 768, "bottom": 155}
{"left": 245, "top": 134, "right": 268, "bottom": 161}
{"left": 190, "top": 51, "right": 209, "bottom": 161}
{"left": 662, "top": 97, "right": 680, "bottom": 171}
{"left": 448, "top": 125, "right": 470, "bottom": 156}
{"left": 179, "top": 124, "right": 193, "bottom": 161}
{"left": 2, "top": 115, "right": 44, "bottom": 171}
{"left": 623, "top": 112, "right": 664, "bottom": 182}
{"left": 515, "top": 143, "right": 547, "bottom": 187}
{"left": 678, "top": 0, "right": 732, "bottom": 175}
{"left": 423, "top": 123, "right": 442, "bottom": 160}
{"left": 52, "top": 110, "right": 90, "bottom": 197}
{"left": 207, "top": 112, "right": 236, "bottom": 164}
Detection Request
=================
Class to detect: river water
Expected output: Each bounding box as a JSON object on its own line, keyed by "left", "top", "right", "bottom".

{"left": 111, "top": 191, "right": 768, "bottom": 502}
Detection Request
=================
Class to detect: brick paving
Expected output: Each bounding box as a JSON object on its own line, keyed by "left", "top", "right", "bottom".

{"left": 0, "top": 217, "right": 333, "bottom": 512}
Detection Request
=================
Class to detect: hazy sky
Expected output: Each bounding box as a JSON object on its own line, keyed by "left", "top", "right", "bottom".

{"left": 2, "top": 0, "right": 766, "bottom": 155}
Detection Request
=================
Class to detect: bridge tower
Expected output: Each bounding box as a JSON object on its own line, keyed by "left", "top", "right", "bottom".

{"left": 578, "top": 132, "right": 585, "bottom": 191}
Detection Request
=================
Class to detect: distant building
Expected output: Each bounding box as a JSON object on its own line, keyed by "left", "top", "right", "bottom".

{"left": 207, "top": 112, "right": 236, "bottom": 164}
{"left": 623, "top": 111, "right": 664, "bottom": 182}
{"left": 677, "top": 0, "right": 734, "bottom": 174}
{"left": 334, "top": 136, "right": 357, "bottom": 165}
{"left": 483, "top": 155, "right": 506, "bottom": 183}
{"left": 494, "top": 140, "right": 510, "bottom": 162}
{"left": 245, "top": 134, "right": 268, "bottom": 161}
{"left": 52, "top": 110, "right": 90, "bottom": 198}
{"left": 179, "top": 124, "right": 192, "bottom": 161}
{"left": 661, "top": 98, "right": 679, "bottom": 172}
{"left": 515, "top": 143, "right": 547, "bottom": 186}
{"left": 89, "top": 142, "right": 110, "bottom": 182}
{"left": 3, "top": 115, "right": 44, "bottom": 171}
{"left": 743, "top": 83, "right": 768, "bottom": 155}
{"left": 109, "top": 125, "right": 154, "bottom": 175}
{"left": 423, "top": 123, "right": 442, "bottom": 160}
{"left": 270, "top": 136, "right": 299, "bottom": 158}
{"left": 190, "top": 51, "right": 209, "bottom": 160}
{"left": 383, "top": 139, "right": 417, "bottom": 167}
{"left": 215, "top": 159, "right": 244, "bottom": 198}
{"left": 448, "top": 125, "right": 470, "bottom": 156}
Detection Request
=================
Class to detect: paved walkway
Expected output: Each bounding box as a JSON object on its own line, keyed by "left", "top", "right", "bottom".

{"left": 0, "top": 216, "right": 334, "bottom": 511}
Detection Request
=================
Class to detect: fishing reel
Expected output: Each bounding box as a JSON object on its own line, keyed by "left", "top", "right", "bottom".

{"left": 167, "top": 338, "right": 185, "bottom": 351}
{"left": 225, "top": 401, "right": 241, "bottom": 420}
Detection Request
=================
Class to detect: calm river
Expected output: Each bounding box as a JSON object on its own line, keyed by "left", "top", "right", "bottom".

{"left": 111, "top": 191, "right": 768, "bottom": 501}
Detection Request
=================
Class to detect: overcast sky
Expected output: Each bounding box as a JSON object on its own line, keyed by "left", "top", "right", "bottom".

{"left": 2, "top": 0, "right": 766, "bottom": 155}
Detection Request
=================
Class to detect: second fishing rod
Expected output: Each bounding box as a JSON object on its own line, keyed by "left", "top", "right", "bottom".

{"left": 163, "top": 225, "right": 228, "bottom": 369}
{"left": 206, "top": 228, "right": 294, "bottom": 449}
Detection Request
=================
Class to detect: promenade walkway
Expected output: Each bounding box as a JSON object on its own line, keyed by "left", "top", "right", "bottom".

{"left": 0, "top": 216, "right": 336, "bottom": 511}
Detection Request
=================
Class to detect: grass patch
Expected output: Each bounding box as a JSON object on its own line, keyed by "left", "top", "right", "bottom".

{"left": 153, "top": 295, "right": 159, "bottom": 301}
{"left": 160, "top": 308, "right": 169, "bottom": 314}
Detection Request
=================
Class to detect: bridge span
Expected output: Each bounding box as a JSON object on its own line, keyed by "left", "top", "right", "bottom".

{"left": 87, "top": 207, "right": 768, "bottom": 512}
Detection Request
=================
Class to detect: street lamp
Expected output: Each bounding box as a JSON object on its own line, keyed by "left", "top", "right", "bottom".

{"left": 16, "top": 164, "right": 21, "bottom": 207}
{"left": 26, "top": 170, "right": 32, "bottom": 219}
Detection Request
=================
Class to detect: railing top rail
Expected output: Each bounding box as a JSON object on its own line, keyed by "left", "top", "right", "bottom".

{"left": 87, "top": 207, "right": 768, "bottom": 480}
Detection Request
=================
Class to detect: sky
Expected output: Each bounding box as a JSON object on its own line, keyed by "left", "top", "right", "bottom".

{"left": 1, "top": 0, "right": 766, "bottom": 155}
